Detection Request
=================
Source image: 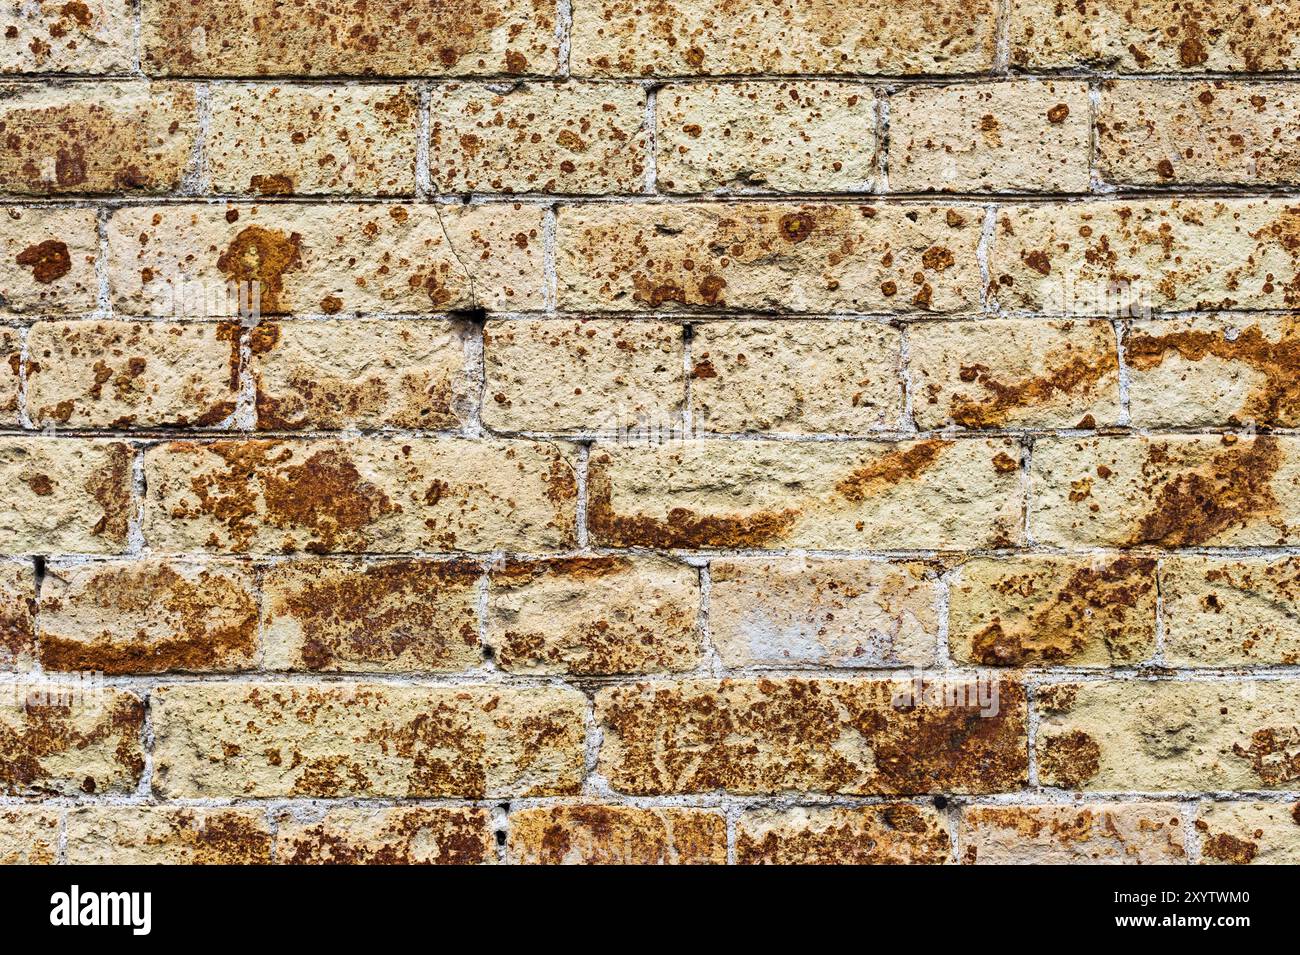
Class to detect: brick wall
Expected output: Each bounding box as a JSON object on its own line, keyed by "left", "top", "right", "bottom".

{"left": 1, "top": 0, "right": 1299, "bottom": 865}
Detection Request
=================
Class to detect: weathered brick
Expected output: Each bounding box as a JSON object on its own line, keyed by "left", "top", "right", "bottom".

{"left": 1161, "top": 556, "right": 1300, "bottom": 666}
{"left": 25, "top": 320, "right": 239, "bottom": 429}
{"left": 482, "top": 319, "right": 683, "bottom": 432}
{"left": 572, "top": 0, "right": 998, "bottom": 77}
{"left": 991, "top": 200, "right": 1300, "bottom": 315}
{"left": 0, "top": 685, "right": 144, "bottom": 795}
{"left": 889, "top": 81, "right": 1090, "bottom": 193}
{"left": 1126, "top": 315, "right": 1300, "bottom": 429}
{"left": 439, "top": 202, "right": 546, "bottom": 312}
{"left": 0, "top": 325, "right": 17, "bottom": 423}
{"left": 0, "top": 561, "right": 34, "bottom": 669}
{"left": 690, "top": 320, "right": 902, "bottom": 433}
{"left": 262, "top": 558, "right": 481, "bottom": 672}
{"left": 1196, "top": 802, "right": 1300, "bottom": 865}
{"left": 0, "top": 438, "right": 132, "bottom": 555}
{"left": 1, "top": 0, "right": 132, "bottom": 74}
{"left": 37, "top": 559, "right": 257, "bottom": 674}
{"left": 0, "top": 808, "right": 58, "bottom": 863}
{"left": 1098, "top": 81, "right": 1300, "bottom": 187}
{"left": 588, "top": 438, "right": 1023, "bottom": 550}
{"left": 557, "top": 203, "right": 981, "bottom": 314}
{"left": 910, "top": 319, "right": 1119, "bottom": 430}
{"left": 429, "top": 83, "right": 646, "bottom": 194}
{"left": 250, "top": 319, "right": 472, "bottom": 431}
{"left": 737, "top": 805, "right": 950, "bottom": 864}
{"left": 141, "top": 0, "right": 558, "bottom": 77}
{"left": 1, "top": 206, "right": 98, "bottom": 315}
{"left": 1009, "top": 0, "right": 1300, "bottom": 72}
{"left": 486, "top": 557, "right": 699, "bottom": 675}
{"left": 0, "top": 82, "right": 195, "bottom": 195}
{"left": 1030, "top": 435, "right": 1300, "bottom": 548}
{"left": 207, "top": 84, "right": 419, "bottom": 196}
{"left": 960, "top": 804, "right": 1187, "bottom": 864}
{"left": 66, "top": 807, "right": 272, "bottom": 864}
{"left": 1037, "top": 681, "right": 1300, "bottom": 790}
{"left": 508, "top": 805, "right": 725, "bottom": 864}
{"left": 151, "top": 682, "right": 586, "bottom": 798}
{"left": 276, "top": 807, "right": 492, "bottom": 865}
{"left": 597, "top": 678, "right": 1027, "bottom": 795}
{"left": 708, "top": 558, "right": 938, "bottom": 668}
{"left": 143, "top": 438, "right": 577, "bottom": 554}
{"left": 949, "top": 556, "right": 1157, "bottom": 667}
{"left": 656, "top": 82, "right": 877, "bottom": 193}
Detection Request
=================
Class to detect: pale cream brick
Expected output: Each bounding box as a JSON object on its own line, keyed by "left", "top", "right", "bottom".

{"left": 25, "top": 320, "right": 239, "bottom": 429}
{"left": 708, "top": 558, "right": 938, "bottom": 668}
{"left": 572, "top": 0, "right": 998, "bottom": 76}
{"left": 558, "top": 202, "right": 981, "bottom": 313}
{"left": 690, "top": 320, "right": 902, "bottom": 434}
{"left": 1161, "top": 556, "right": 1300, "bottom": 666}
{"left": 949, "top": 556, "right": 1157, "bottom": 667}
{"left": 482, "top": 319, "right": 683, "bottom": 432}
{"left": 0, "top": 808, "right": 58, "bottom": 864}
{"left": 0, "top": 561, "right": 33, "bottom": 669}
{"left": 151, "top": 682, "right": 586, "bottom": 798}
{"left": 486, "top": 557, "right": 699, "bottom": 675}
{"left": 509, "top": 805, "right": 725, "bottom": 865}
{"left": 0, "top": 325, "right": 17, "bottom": 424}
{"left": 0, "top": 82, "right": 195, "bottom": 194}
{"left": 0, "top": 438, "right": 132, "bottom": 555}
{"left": 142, "top": 0, "right": 557, "bottom": 76}
{"left": 439, "top": 202, "right": 546, "bottom": 312}
{"left": 208, "top": 84, "right": 419, "bottom": 196}
{"left": 1, "top": 0, "right": 132, "bottom": 74}
{"left": 143, "top": 438, "right": 577, "bottom": 554}
{"left": 276, "top": 807, "right": 492, "bottom": 865}
{"left": 66, "top": 807, "right": 272, "bottom": 864}
{"left": 262, "top": 558, "right": 481, "bottom": 672}
{"left": 37, "top": 559, "right": 258, "bottom": 674}
{"left": 1037, "top": 681, "right": 1300, "bottom": 791}
{"left": 588, "top": 438, "right": 1023, "bottom": 550}
{"left": 429, "top": 83, "right": 646, "bottom": 194}
{"left": 910, "top": 319, "right": 1119, "bottom": 430}
{"left": 960, "top": 804, "right": 1187, "bottom": 864}
{"left": 1197, "top": 802, "right": 1300, "bottom": 864}
{"left": 737, "top": 806, "right": 950, "bottom": 864}
{"left": 889, "top": 81, "right": 1090, "bottom": 193}
{"left": 1030, "top": 435, "right": 1300, "bottom": 548}
{"left": 0, "top": 206, "right": 98, "bottom": 315}
{"left": 250, "top": 319, "right": 472, "bottom": 431}
{"left": 656, "top": 82, "right": 876, "bottom": 193}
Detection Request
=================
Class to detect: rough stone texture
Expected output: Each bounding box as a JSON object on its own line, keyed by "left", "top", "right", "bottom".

{"left": 737, "top": 805, "right": 950, "bottom": 864}
{"left": 151, "top": 682, "right": 586, "bottom": 798}
{"left": 482, "top": 319, "right": 683, "bottom": 432}
{"left": 508, "top": 805, "right": 726, "bottom": 864}
{"left": 910, "top": 319, "right": 1119, "bottom": 430}
{"left": 0, "top": 206, "right": 99, "bottom": 315}
{"left": 38, "top": 558, "right": 258, "bottom": 674}
{"left": 429, "top": 83, "right": 646, "bottom": 195}
{"left": 0, "top": 325, "right": 18, "bottom": 424}
{"left": 1037, "top": 681, "right": 1300, "bottom": 790}
{"left": 207, "top": 84, "right": 419, "bottom": 196}
{"left": 690, "top": 320, "right": 903, "bottom": 434}
{"left": 0, "top": 438, "right": 132, "bottom": 555}
{"left": 486, "top": 557, "right": 699, "bottom": 675}
{"left": 276, "top": 807, "right": 492, "bottom": 864}
{"left": 656, "top": 82, "right": 877, "bottom": 193}
{"left": 66, "top": 807, "right": 273, "bottom": 864}
{"left": 0, "top": 560, "right": 34, "bottom": 670}
{"left": 708, "top": 558, "right": 938, "bottom": 668}
{"left": 1196, "top": 802, "right": 1300, "bottom": 864}
{"left": 960, "top": 804, "right": 1187, "bottom": 864}
{"left": 889, "top": 81, "right": 1091, "bottom": 193}
{"left": 25, "top": 320, "right": 239, "bottom": 429}
{"left": 948, "top": 556, "right": 1158, "bottom": 666}
{"left": 557, "top": 203, "right": 982, "bottom": 314}
{"left": 0, "top": 808, "right": 58, "bottom": 863}
{"left": 1161, "top": 556, "right": 1300, "bottom": 666}
{"left": 1, "top": 0, "right": 133, "bottom": 74}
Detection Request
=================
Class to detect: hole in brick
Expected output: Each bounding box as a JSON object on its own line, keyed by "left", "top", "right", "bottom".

{"left": 495, "top": 831, "right": 507, "bottom": 847}
{"left": 451, "top": 306, "right": 488, "bottom": 326}
{"left": 31, "top": 555, "right": 45, "bottom": 597}
{"left": 482, "top": 645, "right": 495, "bottom": 661}
{"left": 932, "top": 795, "right": 949, "bottom": 810}
{"left": 682, "top": 322, "right": 694, "bottom": 343}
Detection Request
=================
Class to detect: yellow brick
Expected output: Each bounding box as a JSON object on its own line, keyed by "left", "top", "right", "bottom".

{"left": 1161, "top": 556, "right": 1300, "bottom": 666}
{"left": 0, "top": 561, "right": 34, "bottom": 670}
{"left": 0, "top": 438, "right": 132, "bottom": 555}
{"left": 737, "top": 805, "right": 950, "bottom": 864}
{"left": 66, "top": 807, "right": 272, "bottom": 864}
{"left": 1197, "top": 802, "right": 1300, "bottom": 864}
{"left": 0, "top": 206, "right": 98, "bottom": 315}
{"left": 276, "top": 807, "right": 492, "bottom": 864}
{"left": 960, "top": 804, "right": 1187, "bottom": 864}
{"left": 509, "top": 805, "right": 725, "bottom": 864}
{"left": 0, "top": 808, "right": 59, "bottom": 864}
{"left": 0, "top": 325, "right": 17, "bottom": 424}
{"left": 1, "top": 1, "right": 132, "bottom": 74}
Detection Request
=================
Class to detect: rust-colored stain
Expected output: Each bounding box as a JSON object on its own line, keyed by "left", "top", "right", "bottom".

{"left": 279, "top": 808, "right": 489, "bottom": 864}
{"left": 15, "top": 240, "right": 71, "bottom": 283}
{"left": 1039, "top": 730, "right": 1102, "bottom": 788}
{"left": 950, "top": 346, "right": 1115, "bottom": 428}
{"left": 836, "top": 440, "right": 947, "bottom": 502}
{"left": 0, "top": 695, "right": 144, "bottom": 795}
{"left": 84, "top": 442, "right": 132, "bottom": 543}
{"left": 1199, "top": 828, "right": 1259, "bottom": 864}
{"left": 1232, "top": 727, "right": 1300, "bottom": 785}
{"left": 216, "top": 225, "right": 304, "bottom": 315}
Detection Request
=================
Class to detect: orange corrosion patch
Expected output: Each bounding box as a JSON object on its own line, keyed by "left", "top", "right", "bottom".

{"left": 216, "top": 225, "right": 303, "bottom": 314}
{"left": 836, "top": 440, "right": 948, "bottom": 502}
{"left": 1040, "top": 730, "right": 1101, "bottom": 788}
{"left": 15, "top": 240, "right": 72, "bottom": 284}
{"left": 951, "top": 348, "right": 1115, "bottom": 428}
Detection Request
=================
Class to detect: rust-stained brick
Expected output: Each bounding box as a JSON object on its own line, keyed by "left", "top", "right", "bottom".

{"left": 737, "top": 805, "right": 951, "bottom": 864}
{"left": 262, "top": 558, "right": 481, "bottom": 672}
{"left": 143, "top": 438, "right": 578, "bottom": 554}
{"left": 508, "top": 805, "right": 726, "bottom": 864}
{"left": 486, "top": 557, "right": 700, "bottom": 675}
{"left": 141, "top": 0, "right": 558, "bottom": 77}
{"left": 0, "top": 206, "right": 98, "bottom": 315}
{"left": 0, "top": 808, "right": 58, "bottom": 863}
{"left": 960, "top": 804, "right": 1187, "bottom": 864}
{"left": 0, "top": 325, "right": 17, "bottom": 424}
{"left": 150, "top": 682, "right": 586, "bottom": 798}
{"left": 0, "top": 82, "right": 195, "bottom": 195}
{"left": 276, "top": 807, "right": 492, "bottom": 865}
{"left": 1196, "top": 802, "right": 1300, "bottom": 864}
{"left": 587, "top": 438, "right": 1023, "bottom": 551}
{"left": 37, "top": 559, "right": 257, "bottom": 674}
{"left": 1, "top": 0, "right": 132, "bottom": 74}
{"left": 0, "top": 561, "right": 34, "bottom": 670}
{"left": 0, "top": 438, "right": 132, "bottom": 555}
{"left": 66, "top": 807, "right": 273, "bottom": 864}
{"left": 1161, "top": 556, "right": 1300, "bottom": 666}
{"left": 597, "top": 678, "right": 1027, "bottom": 795}
{"left": 556, "top": 203, "right": 981, "bottom": 314}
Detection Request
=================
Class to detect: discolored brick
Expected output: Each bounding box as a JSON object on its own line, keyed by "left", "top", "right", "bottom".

{"left": 0, "top": 438, "right": 132, "bottom": 555}
{"left": 0, "top": 325, "right": 17, "bottom": 424}
{"left": 1, "top": 0, "right": 132, "bottom": 74}
{"left": 1196, "top": 802, "right": 1300, "bottom": 864}
{"left": 0, "top": 561, "right": 34, "bottom": 670}
{"left": 0, "top": 808, "right": 58, "bottom": 863}
{"left": 960, "top": 804, "right": 1187, "bottom": 864}
{"left": 440, "top": 202, "right": 546, "bottom": 312}
{"left": 0, "top": 206, "right": 98, "bottom": 315}
{"left": 1161, "top": 556, "right": 1300, "bottom": 666}
{"left": 737, "top": 805, "right": 951, "bottom": 864}
{"left": 66, "top": 807, "right": 273, "bottom": 864}
{"left": 508, "top": 805, "right": 726, "bottom": 864}
{"left": 276, "top": 807, "right": 492, "bottom": 864}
